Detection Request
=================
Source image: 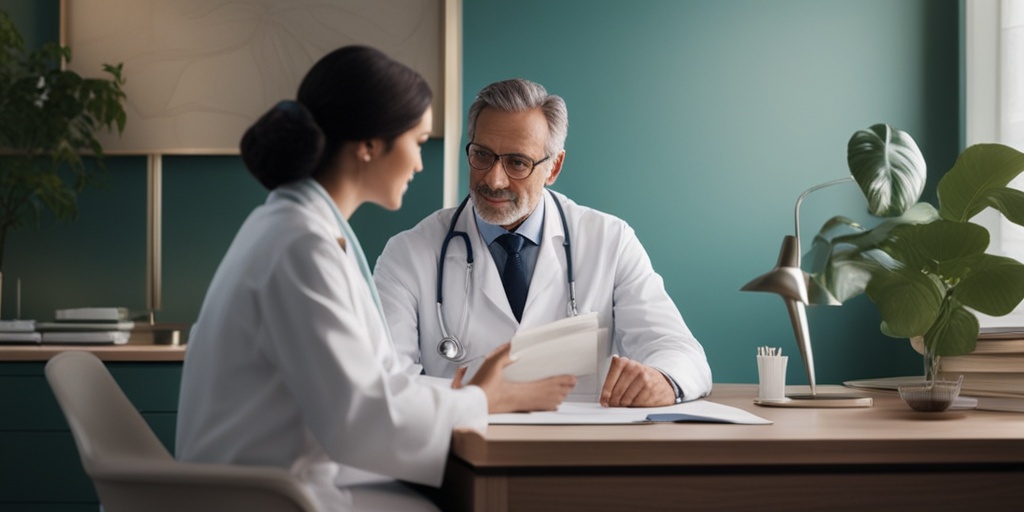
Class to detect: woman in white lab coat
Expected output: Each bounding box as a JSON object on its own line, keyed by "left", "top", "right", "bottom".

{"left": 175, "top": 45, "right": 575, "bottom": 512}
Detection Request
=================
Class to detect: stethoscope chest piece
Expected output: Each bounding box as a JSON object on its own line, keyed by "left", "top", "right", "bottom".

{"left": 437, "top": 336, "right": 466, "bottom": 362}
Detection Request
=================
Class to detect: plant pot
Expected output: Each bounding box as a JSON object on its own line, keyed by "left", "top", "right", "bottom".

{"left": 898, "top": 336, "right": 964, "bottom": 412}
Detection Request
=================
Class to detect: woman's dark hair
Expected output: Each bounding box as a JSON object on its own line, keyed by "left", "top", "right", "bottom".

{"left": 240, "top": 45, "right": 432, "bottom": 190}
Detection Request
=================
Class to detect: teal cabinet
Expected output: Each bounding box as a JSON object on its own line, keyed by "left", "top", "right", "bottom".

{"left": 0, "top": 361, "right": 182, "bottom": 510}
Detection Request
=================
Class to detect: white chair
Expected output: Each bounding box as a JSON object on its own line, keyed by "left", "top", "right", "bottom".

{"left": 45, "top": 350, "right": 319, "bottom": 512}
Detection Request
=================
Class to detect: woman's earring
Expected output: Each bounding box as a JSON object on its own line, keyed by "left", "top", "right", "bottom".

{"left": 363, "top": 154, "right": 371, "bottom": 162}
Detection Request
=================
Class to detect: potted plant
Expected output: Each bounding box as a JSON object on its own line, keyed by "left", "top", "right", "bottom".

{"left": 805, "top": 123, "right": 1024, "bottom": 385}
{"left": 0, "top": 9, "right": 126, "bottom": 279}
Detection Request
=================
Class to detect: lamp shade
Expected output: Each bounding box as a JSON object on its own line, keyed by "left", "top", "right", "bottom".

{"left": 742, "top": 235, "right": 818, "bottom": 394}
{"left": 741, "top": 236, "right": 808, "bottom": 303}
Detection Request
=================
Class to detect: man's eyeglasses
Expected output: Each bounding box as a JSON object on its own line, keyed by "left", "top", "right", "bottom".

{"left": 465, "top": 142, "right": 550, "bottom": 180}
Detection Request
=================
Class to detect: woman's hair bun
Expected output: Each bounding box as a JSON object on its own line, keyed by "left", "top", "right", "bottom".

{"left": 240, "top": 100, "right": 325, "bottom": 190}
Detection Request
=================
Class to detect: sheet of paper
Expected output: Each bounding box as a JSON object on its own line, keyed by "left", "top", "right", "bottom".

{"left": 488, "top": 400, "right": 772, "bottom": 425}
{"left": 510, "top": 312, "right": 599, "bottom": 352}
{"left": 503, "top": 312, "right": 602, "bottom": 382}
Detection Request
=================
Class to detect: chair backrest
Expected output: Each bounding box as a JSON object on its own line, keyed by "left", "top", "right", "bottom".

{"left": 45, "top": 350, "right": 319, "bottom": 512}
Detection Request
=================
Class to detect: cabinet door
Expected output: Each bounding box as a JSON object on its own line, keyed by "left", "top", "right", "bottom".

{"left": 0, "top": 361, "right": 182, "bottom": 507}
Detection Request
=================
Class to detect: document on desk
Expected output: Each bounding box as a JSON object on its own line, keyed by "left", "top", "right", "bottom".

{"left": 488, "top": 400, "right": 772, "bottom": 425}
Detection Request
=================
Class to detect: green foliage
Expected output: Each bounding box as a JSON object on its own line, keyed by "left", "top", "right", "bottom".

{"left": 847, "top": 123, "right": 927, "bottom": 217}
{"left": 0, "top": 9, "right": 126, "bottom": 271}
{"left": 808, "top": 123, "right": 1024, "bottom": 358}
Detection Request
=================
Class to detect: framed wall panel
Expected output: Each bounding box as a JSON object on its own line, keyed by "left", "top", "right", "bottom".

{"left": 61, "top": 0, "right": 446, "bottom": 155}
{"left": 57, "top": 0, "right": 463, "bottom": 316}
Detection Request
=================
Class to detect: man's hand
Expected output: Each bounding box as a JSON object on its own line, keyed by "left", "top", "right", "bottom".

{"left": 600, "top": 355, "right": 676, "bottom": 407}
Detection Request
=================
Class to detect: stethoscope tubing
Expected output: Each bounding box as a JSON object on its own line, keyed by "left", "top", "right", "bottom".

{"left": 435, "top": 190, "right": 575, "bottom": 362}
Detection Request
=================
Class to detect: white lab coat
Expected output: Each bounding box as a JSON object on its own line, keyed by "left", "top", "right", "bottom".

{"left": 176, "top": 179, "right": 487, "bottom": 512}
{"left": 374, "top": 189, "right": 712, "bottom": 402}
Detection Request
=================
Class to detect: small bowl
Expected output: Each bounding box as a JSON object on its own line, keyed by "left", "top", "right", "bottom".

{"left": 898, "top": 376, "right": 964, "bottom": 412}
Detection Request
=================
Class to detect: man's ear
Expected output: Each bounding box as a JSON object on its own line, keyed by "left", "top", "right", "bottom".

{"left": 545, "top": 151, "right": 566, "bottom": 186}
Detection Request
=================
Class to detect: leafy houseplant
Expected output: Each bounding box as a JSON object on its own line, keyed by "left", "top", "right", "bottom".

{"left": 0, "top": 9, "right": 126, "bottom": 272}
{"left": 806, "top": 123, "right": 1024, "bottom": 382}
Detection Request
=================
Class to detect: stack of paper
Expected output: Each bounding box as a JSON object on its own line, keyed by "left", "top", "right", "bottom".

{"left": 0, "top": 319, "right": 41, "bottom": 344}
{"left": 503, "top": 312, "right": 604, "bottom": 382}
{"left": 37, "top": 308, "right": 134, "bottom": 345}
{"left": 55, "top": 307, "right": 130, "bottom": 322}
{"left": 488, "top": 400, "right": 773, "bottom": 425}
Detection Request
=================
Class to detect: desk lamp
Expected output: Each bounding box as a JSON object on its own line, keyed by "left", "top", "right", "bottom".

{"left": 742, "top": 177, "right": 872, "bottom": 408}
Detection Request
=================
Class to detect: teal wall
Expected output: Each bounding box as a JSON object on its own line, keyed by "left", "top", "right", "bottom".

{"left": 2, "top": 0, "right": 960, "bottom": 385}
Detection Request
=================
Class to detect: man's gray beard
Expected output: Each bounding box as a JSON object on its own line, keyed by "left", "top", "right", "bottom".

{"left": 472, "top": 189, "right": 530, "bottom": 226}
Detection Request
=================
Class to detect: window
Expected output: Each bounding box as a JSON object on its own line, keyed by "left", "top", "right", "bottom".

{"left": 966, "top": 0, "right": 1024, "bottom": 327}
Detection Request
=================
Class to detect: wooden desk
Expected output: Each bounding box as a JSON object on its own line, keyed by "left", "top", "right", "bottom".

{"left": 442, "top": 384, "right": 1024, "bottom": 512}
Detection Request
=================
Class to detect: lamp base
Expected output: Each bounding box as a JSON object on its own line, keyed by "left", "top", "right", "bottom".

{"left": 754, "top": 393, "right": 873, "bottom": 408}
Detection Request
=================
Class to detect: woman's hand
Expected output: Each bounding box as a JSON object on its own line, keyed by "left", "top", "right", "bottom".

{"left": 453, "top": 342, "right": 576, "bottom": 413}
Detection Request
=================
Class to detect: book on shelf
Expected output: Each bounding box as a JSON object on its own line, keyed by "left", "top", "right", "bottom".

{"left": 54, "top": 307, "right": 131, "bottom": 322}
{"left": 40, "top": 330, "right": 130, "bottom": 345}
{"left": 971, "top": 327, "right": 1024, "bottom": 354}
{"left": 0, "top": 331, "right": 42, "bottom": 343}
{"left": 911, "top": 333, "right": 1024, "bottom": 356}
{"left": 971, "top": 395, "right": 1024, "bottom": 413}
{"left": 938, "top": 354, "right": 1024, "bottom": 373}
{"left": 979, "top": 326, "right": 1024, "bottom": 340}
{"left": 0, "top": 319, "right": 40, "bottom": 344}
{"left": 0, "top": 319, "right": 36, "bottom": 332}
{"left": 37, "top": 314, "right": 135, "bottom": 345}
{"left": 939, "top": 371, "right": 1024, "bottom": 398}
{"left": 36, "top": 321, "right": 135, "bottom": 332}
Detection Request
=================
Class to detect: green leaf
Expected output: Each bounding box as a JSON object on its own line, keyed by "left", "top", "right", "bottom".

{"left": 938, "top": 143, "right": 1024, "bottom": 222}
{"left": 0, "top": 16, "right": 127, "bottom": 270}
{"left": 865, "top": 265, "right": 943, "bottom": 337}
{"left": 847, "top": 123, "right": 927, "bottom": 217}
{"left": 806, "top": 203, "right": 940, "bottom": 302}
{"left": 954, "top": 254, "right": 1024, "bottom": 316}
{"left": 883, "top": 220, "right": 988, "bottom": 273}
{"left": 923, "top": 300, "right": 978, "bottom": 357}
{"left": 982, "top": 187, "right": 1024, "bottom": 227}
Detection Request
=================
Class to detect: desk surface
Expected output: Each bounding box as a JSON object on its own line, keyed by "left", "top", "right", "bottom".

{"left": 452, "top": 384, "right": 1024, "bottom": 468}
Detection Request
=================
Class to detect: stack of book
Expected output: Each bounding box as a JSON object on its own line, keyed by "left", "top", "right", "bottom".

{"left": 0, "top": 319, "right": 41, "bottom": 344}
{"left": 929, "top": 328, "right": 1024, "bottom": 412}
{"left": 36, "top": 307, "right": 134, "bottom": 345}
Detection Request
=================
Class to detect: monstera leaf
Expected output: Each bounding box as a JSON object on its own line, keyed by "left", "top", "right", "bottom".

{"left": 847, "top": 123, "right": 927, "bottom": 217}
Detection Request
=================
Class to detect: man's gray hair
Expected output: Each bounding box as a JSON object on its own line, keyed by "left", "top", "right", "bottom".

{"left": 466, "top": 78, "right": 568, "bottom": 157}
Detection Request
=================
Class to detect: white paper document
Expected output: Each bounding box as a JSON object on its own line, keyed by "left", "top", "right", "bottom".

{"left": 503, "top": 312, "right": 602, "bottom": 382}
{"left": 488, "top": 400, "right": 773, "bottom": 425}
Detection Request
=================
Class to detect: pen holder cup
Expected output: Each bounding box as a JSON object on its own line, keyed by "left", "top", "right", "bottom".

{"left": 757, "top": 355, "right": 788, "bottom": 400}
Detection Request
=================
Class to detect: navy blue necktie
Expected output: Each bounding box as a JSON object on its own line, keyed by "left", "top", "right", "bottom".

{"left": 497, "top": 233, "right": 528, "bottom": 322}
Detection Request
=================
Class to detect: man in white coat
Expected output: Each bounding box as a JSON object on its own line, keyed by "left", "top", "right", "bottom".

{"left": 375, "top": 79, "right": 712, "bottom": 406}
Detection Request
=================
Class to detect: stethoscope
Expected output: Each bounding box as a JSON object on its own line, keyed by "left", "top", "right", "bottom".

{"left": 436, "top": 190, "right": 577, "bottom": 362}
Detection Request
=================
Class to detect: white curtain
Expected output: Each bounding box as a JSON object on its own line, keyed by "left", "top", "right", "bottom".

{"left": 967, "top": 0, "right": 1024, "bottom": 327}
